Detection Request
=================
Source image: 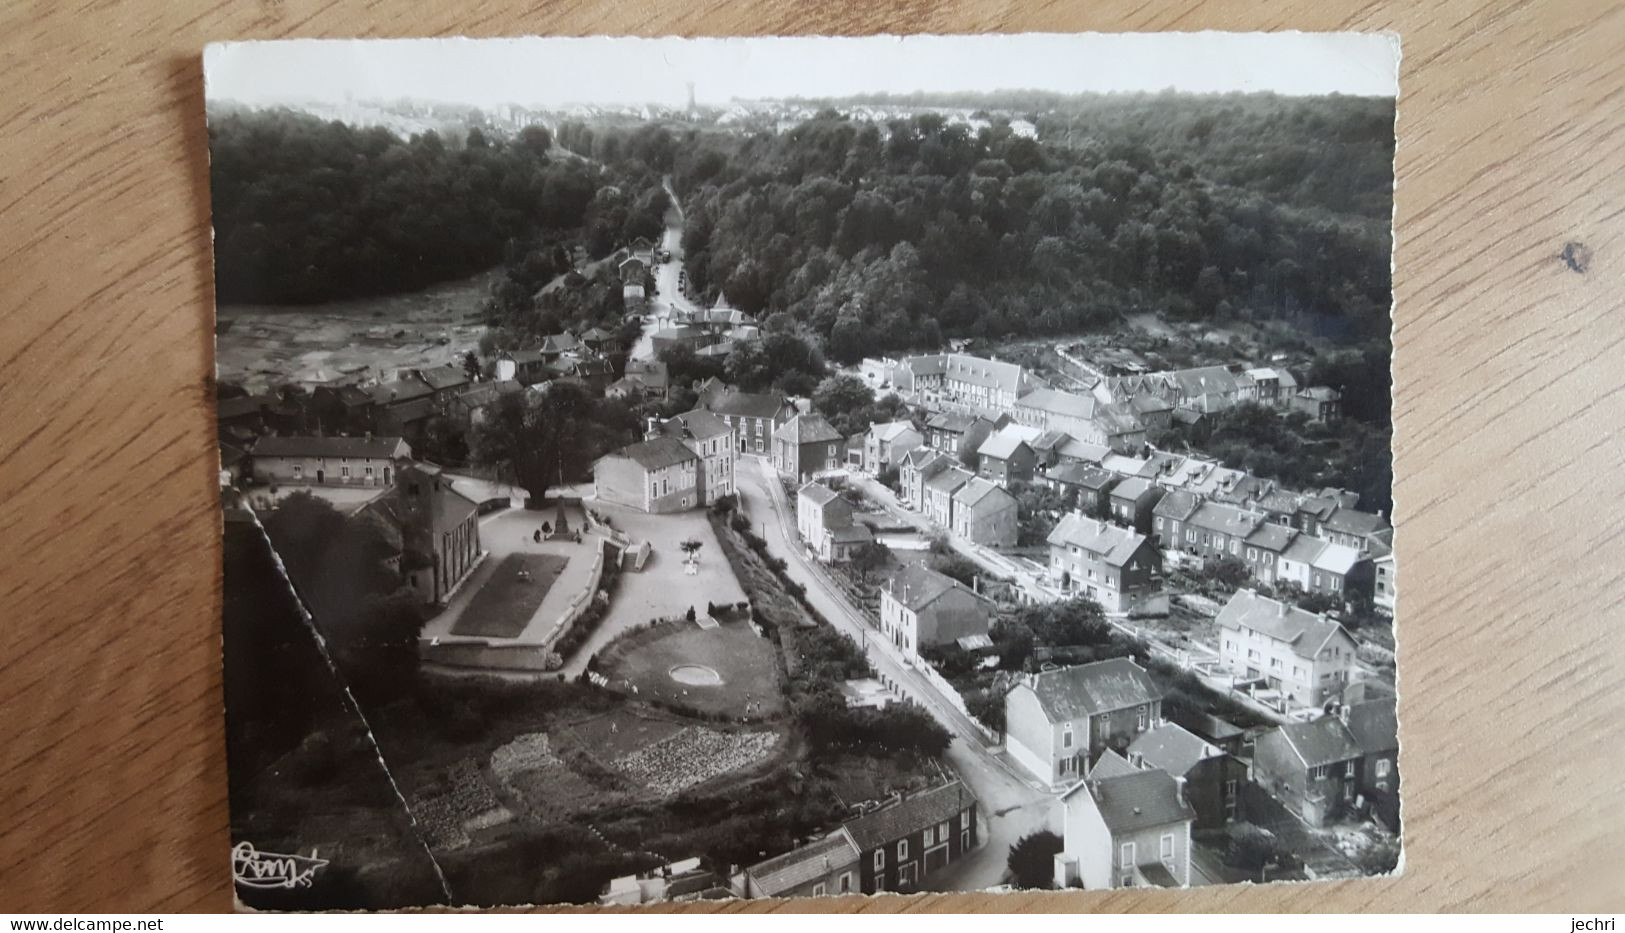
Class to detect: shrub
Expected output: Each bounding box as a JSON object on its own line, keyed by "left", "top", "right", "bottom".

{"left": 1007, "top": 830, "right": 1063, "bottom": 890}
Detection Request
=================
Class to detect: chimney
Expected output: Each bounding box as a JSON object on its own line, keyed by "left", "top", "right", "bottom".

{"left": 1173, "top": 775, "right": 1187, "bottom": 807}
{"left": 1337, "top": 704, "right": 1350, "bottom": 725}
{"left": 1278, "top": 601, "right": 1288, "bottom": 617}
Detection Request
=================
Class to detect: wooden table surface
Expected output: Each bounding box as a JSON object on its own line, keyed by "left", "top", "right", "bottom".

{"left": 2, "top": 0, "right": 1622, "bottom": 913}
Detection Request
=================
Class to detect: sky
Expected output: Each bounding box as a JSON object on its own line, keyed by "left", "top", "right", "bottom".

{"left": 204, "top": 33, "right": 1399, "bottom": 109}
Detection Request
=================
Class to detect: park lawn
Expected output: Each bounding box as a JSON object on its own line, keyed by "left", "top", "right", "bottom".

{"left": 451, "top": 553, "right": 569, "bottom": 638}
{"left": 595, "top": 618, "right": 786, "bottom": 719}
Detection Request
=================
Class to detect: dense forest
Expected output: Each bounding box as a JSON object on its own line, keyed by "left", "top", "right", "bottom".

{"left": 630, "top": 93, "right": 1396, "bottom": 363}
{"left": 208, "top": 109, "right": 667, "bottom": 305}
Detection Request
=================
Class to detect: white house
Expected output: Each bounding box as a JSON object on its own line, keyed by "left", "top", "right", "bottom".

{"left": 1053, "top": 765, "right": 1195, "bottom": 890}
{"left": 1004, "top": 659, "right": 1164, "bottom": 788}
{"left": 1215, "top": 589, "right": 1360, "bottom": 706}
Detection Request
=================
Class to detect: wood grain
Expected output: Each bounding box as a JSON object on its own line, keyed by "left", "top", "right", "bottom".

{"left": 2, "top": 0, "right": 1621, "bottom": 913}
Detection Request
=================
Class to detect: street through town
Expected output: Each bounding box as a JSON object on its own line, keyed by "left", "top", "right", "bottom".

{"left": 734, "top": 457, "right": 1056, "bottom": 891}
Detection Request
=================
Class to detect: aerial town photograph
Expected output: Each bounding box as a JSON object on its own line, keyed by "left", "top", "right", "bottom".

{"left": 209, "top": 34, "right": 1402, "bottom": 909}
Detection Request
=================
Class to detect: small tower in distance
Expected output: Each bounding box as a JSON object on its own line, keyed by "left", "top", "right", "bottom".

{"left": 685, "top": 81, "right": 696, "bottom": 115}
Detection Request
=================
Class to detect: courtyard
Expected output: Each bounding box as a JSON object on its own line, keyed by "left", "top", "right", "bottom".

{"left": 561, "top": 500, "right": 748, "bottom": 676}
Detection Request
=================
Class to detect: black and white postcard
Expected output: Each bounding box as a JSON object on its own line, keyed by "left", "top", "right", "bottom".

{"left": 207, "top": 32, "right": 1401, "bottom": 909}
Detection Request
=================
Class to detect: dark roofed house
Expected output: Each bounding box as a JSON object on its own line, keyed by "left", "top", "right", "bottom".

{"left": 843, "top": 781, "right": 979, "bottom": 894}
{"left": 774, "top": 413, "right": 845, "bottom": 482}
{"left": 1151, "top": 489, "right": 1204, "bottom": 551}
{"left": 1108, "top": 476, "right": 1166, "bottom": 535}
{"left": 1054, "top": 768, "right": 1195, "bottom": 889}
{"left": 1043, "top": 462, "right": 1119, "bottom": 517}
{"left": 1253, "top": 712, "right": 1366, "bottom": 827}
{"left": 1345, "top": 699, "right": 1400, "bottom": 830}
{"left": 1004, "top": 658, "right": 1164, "bottom": 787}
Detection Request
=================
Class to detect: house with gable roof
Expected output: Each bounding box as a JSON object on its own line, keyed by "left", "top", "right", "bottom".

{"left": 879, "top": 564, "right": 995, "bottom": 660}
{"left": 951, "top": 476, "right": 1019, "bottom": 547}
{"left": 742, "top": 831, "right": 862, "bottom": 899}
{"left": 702, "top": 389, "right": 798, "bottom": 454}
{"left": 1126, "top": 722, "right": 1249, "bottom": 829}
{"left": 249, "top": 435, "right": 411, "bottom": 488}
{"left": 898, "top": 447, "right": 954, "bottom": 511}
{"left": 1345, "top": 698, "right": 1401, "bottom": 830}
{"left": 863, "top": 420, "right": 924, "bottom": 474}
{"left": 1004, "top": 658, "right": 1165, "bottom": 787}
{"left": 796, "top": 482, "right": 872, "bottom": 563}
{"left": 923, "top": 411, "right": 1003, "bottom": 460}
{"left": 1252, "top": 711, "right": 1366, "bottom": 826}
{"left": 923, "top": 465, "right": 976, "bottom": 529}
{"left": 1107, "top": 476, "right": 1165, "bottom": 535}
{"left": 645, "top": 409, "right": 737, "bottom": 506}
{"left": 1042, "top": 462, "right": 1118, "bottom": 517}
{"left": 1046, "top": 512, "right": 1162, "bottom": 613}
{"left": 1052, "top": 766, "right": 1195, "bottom": 889}
{"left": 1276, "top": 535, "right": 1366, "bottom": 598}
{"left": 900, "top": 353, "right": 1028, "bottom": 413}
{"left": 843, "top": 780, "right": 979, "bottom": 894}
{"left": 592, "top": 435, "right": 700, "bottom": 514}
{"left": 774, "top": 413, "right": 845, "bottom": 482}
{"left": 976, "top": 422, "right": 1044, "bottom": 487}
{"left": 1216, "top": 589, "right": 1359, "bottom": 706}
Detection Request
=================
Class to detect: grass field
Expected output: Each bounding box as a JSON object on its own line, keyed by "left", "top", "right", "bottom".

{"left": 595, "top": 619, "right": 785, "bottom": 719}
{"left": 451, "top": 553, "right": 569, "bottom": 638}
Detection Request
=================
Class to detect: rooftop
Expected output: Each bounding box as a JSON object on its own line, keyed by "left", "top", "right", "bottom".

{"left": 251, "top": 435, "right": 409, "bottom": 460}
{"left": 609, "top": 436, "right": 699, "bottom": 472}
{"left": 884, "top": 563, "right": 990, "bottom": 613}
{"left": 843, "top": 781, "right": 976, "bottom": 852}
{"left": 777, "top": 413, "right": 844, "bottom": 445}
{"left": 1127, "top": 722, "right": 1220, "bottom": 777}
{"left": 1344, "top": 699, "right": 1399, "bottom": 755}
{"left": 1046, "top": 513, "right": 1149, "bottom": 567}
{"left": 977, "top": 423, "right": 1044, "bottom": 460}
{"left": 745, "top": 832, "right": 861, "bottom": 897}
{"left": 1215, "top": 589, "right": 1351, "bottom": 662}
{"left": 1065, "top": 768, "right": 1196, "bottom": 835}
{"left": 1024, "top": 658, "right": 1163, "bottom": 722}
{"left": 1016, "top": 387, "right": 1097, "bottom": 420}
{"left": 1271, "top": 716, "right": 1364, "bottom": 768}
{"left": 705, "top": 389, "right": 795, "bottom": 421}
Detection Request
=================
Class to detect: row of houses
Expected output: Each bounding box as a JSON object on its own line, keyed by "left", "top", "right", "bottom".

{"left": 1001, "top": 655, "right": 1397, "bottom": 889}
{"left": 740, "top": 780, "right": 980, "bottom": 898}
{"left": 896, "top": 449, "right": 1019, "bottom": 547}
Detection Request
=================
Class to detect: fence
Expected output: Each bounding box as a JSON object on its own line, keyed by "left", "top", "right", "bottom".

{"left": 914, "top": 661, "right": 999, "bottom": 745}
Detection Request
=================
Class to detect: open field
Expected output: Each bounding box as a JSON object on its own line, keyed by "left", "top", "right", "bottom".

{"left": 595, "top": 618, "right": 784, "bottom": 719}
{"left": 215, "top": 267, "right": 497, "bottom": 391}
{"left": 451, "top": 553, "right": 569, "bottom": 638}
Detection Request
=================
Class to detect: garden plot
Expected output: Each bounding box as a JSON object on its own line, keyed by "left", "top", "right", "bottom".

{"left": 487, "top": 731, "right": 624, "bottom": 822}
{"left": 612, "top": 726, "right": 780, "bottom": 796}
{"left": 412, "top": 759, "right": 513, "bottom": 851}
